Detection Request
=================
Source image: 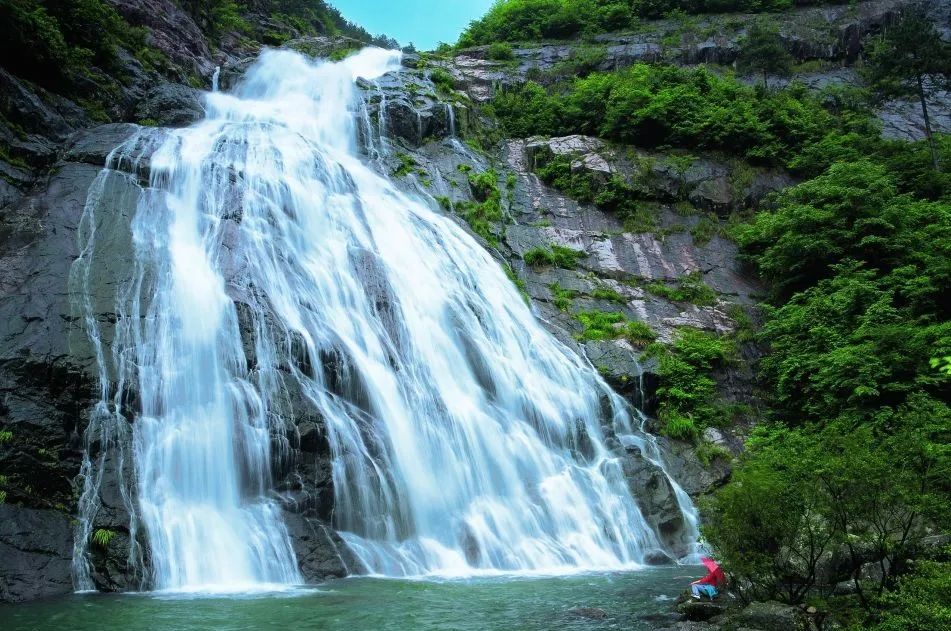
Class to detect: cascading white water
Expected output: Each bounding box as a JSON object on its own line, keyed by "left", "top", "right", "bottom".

{"left": 74, "top": 47, "right": 697, "bottom": 589}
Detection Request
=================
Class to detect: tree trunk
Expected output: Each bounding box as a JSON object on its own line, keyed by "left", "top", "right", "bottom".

{"left": 763, "top": 69, "right": 768, "bottom": 90}
{"left": 917, "top": 73, "right": 940, "bottom": 171}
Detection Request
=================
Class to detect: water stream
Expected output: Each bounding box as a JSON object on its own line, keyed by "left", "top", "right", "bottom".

{"left": 72, "top": 47, "right": 697, "bottom": 592}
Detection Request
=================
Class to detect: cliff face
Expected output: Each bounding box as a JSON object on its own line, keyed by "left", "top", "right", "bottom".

{"left": 0, "top": 1, "right": 368, "bottom": 602}
{"left": 0, "top": 0, "right": 943, "bottom": 603}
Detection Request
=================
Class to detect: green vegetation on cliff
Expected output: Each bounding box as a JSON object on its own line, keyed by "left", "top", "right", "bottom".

{"left": 705, "top": 135, "right": 950, "bottom": 625}
{"left": 490, "top": 62, "right": 900, "bottom": 176}
{"left": 178, "top": 0, "right": 394, "bottom": 46}
{"left": 459, "top": 0, "right": 838, "bottom": 46}
{"left": 0, "top": 0, "right": 151, "bottom": 90}
{"left": 647, "top": 328, "right": 735, "bottom": 440}
{"left": 471, "top": 3, "right": 951, "bottom": 624}
{"left": 0, "top": 0, "right": 396, "bottom": 123}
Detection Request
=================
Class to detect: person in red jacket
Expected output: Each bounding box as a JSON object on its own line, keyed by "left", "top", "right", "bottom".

{"left": 691, "top": 556, "right": 726, "bottom": 599}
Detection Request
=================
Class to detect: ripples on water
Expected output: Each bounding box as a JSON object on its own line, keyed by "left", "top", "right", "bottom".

{"left": 1, "top": 569, "right": 705, "bottom": 631}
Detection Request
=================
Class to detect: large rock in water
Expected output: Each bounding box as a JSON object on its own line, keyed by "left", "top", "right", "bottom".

{"left": 622, "top": 448, "right": 689, "bottom": 559}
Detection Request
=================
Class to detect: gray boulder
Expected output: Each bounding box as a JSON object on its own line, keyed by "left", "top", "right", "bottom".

{"left": 677, "top": 596, "right": 731, "bottom": 622}
{"left": 726, "top": 601, "right": 814, "bottom": 631}
{"left": 622, "top": 448, "right": 688, "bottom": 557}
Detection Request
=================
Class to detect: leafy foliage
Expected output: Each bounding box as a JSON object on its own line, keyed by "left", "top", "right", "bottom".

{"left": 705, "top": 408, "right": 949, "bottom": 606}
{"left": 0, "top": 0, "right": 148, "bottom": 89}
{"left": 487, "top": 42, "right": 515, "bottom": 61}
{"left": 735, "top": 162, "right": 950, "bottom": 425}
{"left": 870, "top": 556, "right": 951, "bottom": 631}
{"left": 180, "top": 0, "right": 394, "bottom": 47}
{"left": 490, "top": 64, "right": 838, "bottom": 169}
{"left": 429, "top": 68, "right": 455, "bottom": 94}
{"left": 549, "top": 283, "right": 579, "bottom": 311}
{"left": 534, "top": 153, "right": 656, "bottom": 231}
{"left": 647, "top": 328, "right": 733, "bottom": 439}
{"left": 706, "top": 138, "right": 951, "bottom": 620}
{"left": 458, "top": 169, "right": 504, "bottom": 245}
{"left": 575, "top": 311, "right": 657, "bottom": 347}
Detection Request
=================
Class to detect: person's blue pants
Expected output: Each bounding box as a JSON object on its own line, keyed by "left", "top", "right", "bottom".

{"left": 692, "top": 584, "right": 718, "bottom": 599}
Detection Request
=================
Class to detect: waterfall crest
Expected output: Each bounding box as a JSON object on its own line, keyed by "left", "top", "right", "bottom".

{"left": 74, "top": 47, "right": 697, "bottom": 589}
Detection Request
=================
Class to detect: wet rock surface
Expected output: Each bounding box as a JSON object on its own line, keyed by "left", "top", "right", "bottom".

{"left": 622, "top": 449, "right": 689, "bottom": 558}
{"left": 283, "top": 513, "right": 363, "bottom": 581}
{"left": 677, "top": 596, "right": 732, "bottom": 622}
{"left": 0, "top": 505, "right": 74, "bottom": 603}
{"left": 133, "top": 83, "right": 206, "bottom": 127}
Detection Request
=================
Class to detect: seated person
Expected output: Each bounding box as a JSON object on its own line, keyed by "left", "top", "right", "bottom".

{"left": 691, "top": 556, "right": 726, "bottom": 599}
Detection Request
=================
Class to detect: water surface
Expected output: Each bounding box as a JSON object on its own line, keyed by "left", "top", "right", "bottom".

{"left": 1, "top": 569, "right": 697, "bottom": 630}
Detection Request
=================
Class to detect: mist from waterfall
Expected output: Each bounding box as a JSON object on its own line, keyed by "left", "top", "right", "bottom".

{"left": 73, "top": 47, "right": 697, "bottom": 590}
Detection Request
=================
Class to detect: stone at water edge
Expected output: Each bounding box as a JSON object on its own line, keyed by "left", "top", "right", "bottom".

{"left": 677, "top": 595, "right": 730, "bottom": 622}
{"left": 568, "top": 606, "right": 608, "bottom": 619}
{"left": 727, "top": 601, "right": 814, "bottom": 631}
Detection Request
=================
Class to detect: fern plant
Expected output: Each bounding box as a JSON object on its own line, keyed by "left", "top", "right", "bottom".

{"left": 92, "top": 528, "right": 117, "bottom": 548}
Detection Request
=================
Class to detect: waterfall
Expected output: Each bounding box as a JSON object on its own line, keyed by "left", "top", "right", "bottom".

{"left": 212, "top": 65, "right": 221, "bottom": 92}
{"left": 74, "top": 46, "right": 697, "bottom": 589}
{"left": 446, "top": 103, "right": 456, "bottom": 137}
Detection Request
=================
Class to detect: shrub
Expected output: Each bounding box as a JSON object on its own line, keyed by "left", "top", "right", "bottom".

{"left": 429, "top": 68, "right": 455, "bottom": 93}
{"left": 871, "top": 558, "right": 951, "bottom": 631}
{"left": 647, "top": 328, "right": 733, "bottom": 439}
{"left": 662, "top": 411, "right": 698, "bottom": 440}
{"left": 736, "top": 19, "right": 793, "bottom": 89}
{"left": 549, "top": 283, "right": 578, "bottom": 311}
{"left": 591, "top": 286, "right": 625, "bottom": 303}
{"left": 0, "top": 0, "right": 144, "bottom": 89}
{"left": 624, "top": 320, "right": 657, "bottom": 346}
{"left": 523, "top": 244, "right": 586, "bottom": 268}
{"left": 504, "top": 264, "right": 530, "bottom": 303}
{"left": 576, "top": 310, "right": 626, "bottom": 340}
{"left": 458, "top": 0, "right": 802, "bottom": 47}
{"left": 489, "top": 63, "right": 844, "bottom": 171}
{"left": 487, "top": 41, "right": 515, "bottom": 61}
{"left": 392, "top": 152, "right": 418, "bottom": 177}
{"left": 645, "top": 272, "right": 716, "bottom": 306}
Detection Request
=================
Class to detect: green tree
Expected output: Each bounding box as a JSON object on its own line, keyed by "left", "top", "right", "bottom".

{"left": 870, "top": 556, "right": 951, "bottom": 631}
{"left": 736, "top": 20, "right": 793, "bottom": 89}
{"left": 865, "top": 9, "right": 951, "bottom": 170}
{"left": 701, "top": 427, "right": 839, "bottom": 604}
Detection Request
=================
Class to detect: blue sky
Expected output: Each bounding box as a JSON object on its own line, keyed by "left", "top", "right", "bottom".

{"left": 333, "top": 0, "right": 496, "bottom": 50}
